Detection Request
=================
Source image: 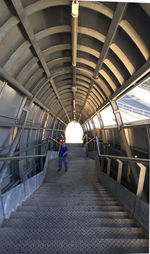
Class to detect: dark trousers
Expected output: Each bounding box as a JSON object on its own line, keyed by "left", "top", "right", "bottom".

{"left": 59, "top": 157, "right": 68, "bottom": 169}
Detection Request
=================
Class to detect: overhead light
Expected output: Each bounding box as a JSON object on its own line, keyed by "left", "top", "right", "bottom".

{"left": 72, "top": 1, "right": 79, "bottom": 18}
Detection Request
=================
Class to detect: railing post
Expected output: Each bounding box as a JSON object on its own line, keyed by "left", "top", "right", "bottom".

{"left": 95, "top": 136, "right": 100, "bottom": 156}
{"left": 117, "top": 159, "right": 123, "bottom": 184}
{"left": 101, "top": 157, "right": 104, "bottom": 171}
{"left": 136, "top": 163, "right": 146, "bottom": 197}
{"left": 18, "top": 159, "right": 26, "bottom": 198}
{"left": 107, "top": 158, "right": 111, "bottom": 176}
{"left": 0, "top": 190, "right": 4, "bottom": 217}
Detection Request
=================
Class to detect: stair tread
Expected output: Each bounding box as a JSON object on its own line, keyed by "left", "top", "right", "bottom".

{"left": 0, "top": 239, "right": 148, "bottom": 254}
{"left": 2, "top": 217, "right": 137, "bottom": 228}
{"left": 1, "top": 156, "right": 148, "bottom": 253}
{"left": 17, "top": 205, "right": 124, "bottom": 212}
{"left": 0, "top": 229, "right": 146, "bottom": 241}
{"left": 0, "top": 226, "right": 144, "bottom": 235}
{"left": 11, "top": 210, "right": 129, "bottom": 218}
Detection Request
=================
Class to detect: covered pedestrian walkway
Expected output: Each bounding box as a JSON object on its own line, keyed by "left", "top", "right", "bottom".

{"left": 0, "top": 1, "right": 149, "bottom": 253}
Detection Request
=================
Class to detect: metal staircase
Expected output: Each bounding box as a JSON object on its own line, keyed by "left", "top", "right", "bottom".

{"left": 0, "top": 150, "right": 148, "bottom": 253}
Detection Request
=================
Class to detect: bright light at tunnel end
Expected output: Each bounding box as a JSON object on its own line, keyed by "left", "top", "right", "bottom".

{"left": 65, "top": 121, "right": 83, "bottom": 143}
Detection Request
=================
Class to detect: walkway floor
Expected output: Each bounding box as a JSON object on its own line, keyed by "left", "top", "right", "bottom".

{"left": 0, "top": 157, "right": 148, "bottom": 253}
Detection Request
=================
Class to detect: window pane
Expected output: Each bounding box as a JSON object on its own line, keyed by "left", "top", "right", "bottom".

{"left": 117, "top": 77, "right": 150, "bottom": 124}
{"left": 86, "top": 122, "right": 90, "bottom": 130}
{"left": 84, "top": 124, "right": 87, "bottom": 131}
{"left": 89, "top": 120, "right": 94, "bottom": 130}
{"left": 101, "top": 105, "right": 117, "bottom": 126}
{"left": 93, "top": 115, "right": 100, "bottom": 128}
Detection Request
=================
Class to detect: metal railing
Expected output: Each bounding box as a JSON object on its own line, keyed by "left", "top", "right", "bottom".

{"left": 85, "top": 136, "right": 149, "bottom": 199}
{"left": 84, "top": 136, "right": 96, "bottom": 146}
{"left": 98, "top": 153, "right": 149, "bottom": 198}
{"left": 0, "top": 134, "right": 60, "bottom": 192}
{"left": 0, "top": 154, "right": 46, "bottom": 194}
{"left": 0, "top": 136, "right": 59, "bottom": 155}
{"left": 0, "top": 154, "right": 46, "bottom": 161}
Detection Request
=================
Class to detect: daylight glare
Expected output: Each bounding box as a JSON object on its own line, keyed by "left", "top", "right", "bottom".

{"left": 65, "top": 121, "right": 83, "bottom": 143}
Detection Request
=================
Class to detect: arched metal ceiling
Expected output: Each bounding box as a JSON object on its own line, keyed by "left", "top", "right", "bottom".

{"left": 0, "top": 0, "right": 150, "bottom": 125}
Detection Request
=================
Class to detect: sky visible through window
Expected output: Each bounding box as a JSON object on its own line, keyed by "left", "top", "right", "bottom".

{"left": 84, "top": 77, "right": 150, "bottom": 129}
{"left": 117, "top": 77, "right": 150, "bottom": 123}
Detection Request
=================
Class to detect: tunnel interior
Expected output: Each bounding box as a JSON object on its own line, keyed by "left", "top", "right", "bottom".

{"left": 0, "top": 1, "right": 149, "bottom": 252}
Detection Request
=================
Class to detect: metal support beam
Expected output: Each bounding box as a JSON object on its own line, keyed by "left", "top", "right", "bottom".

{"left": 110, "top": 59, "right": 150, "bottom": 101}
{"left": 117, "top": 159, "right": 123, "bottom": 184}
{"left": 107, "top": 158, "right": 111, "bottom": 176}
{"left": 3, "top": 41, "right": 31, "bottom": 73}
{"left": 0, "top": 16, "right": 19, "bottom": 41}
{"left": 136, "top": 163, "right": 146, "bottom": 197}
{"left": 119, "top": 128, "right": 138, "bottom": 184}
{"left": 91, "top": 118, "right": 96, "bottom": 130}
{"left": 50, "top": 79, "right": 70, "bottom": 122}
{"left": 11, "top": 0, "right": 70, "bottom": 123}
{"left": 82, "top": 62, "right": 150, "bottom": 124}
{"left": 93, "top": 3, "right": 127, "bottom": 78}
{"left": 110, "top": 100, "right": 123, "bottom": 129}
{"left": 78, "top": 3, "right": 127, "bottom": 122}
{"left": 0, "top": 67, "right": 32, "bottom": 98}
{"left": 96, "top": 136, "right": 100, "bottom": 156}
{"left": 0, "top": 67, "right": 67, "bottom": 126}
{"left": 0, "top": 128, "right": 23, "bottom": 186}
{"left": 97, "top": 112, "right": 104, "bottom": 129}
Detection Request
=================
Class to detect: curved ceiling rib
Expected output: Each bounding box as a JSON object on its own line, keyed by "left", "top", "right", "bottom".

{"left": 78, "top": 2, "right": 127, "bottom": 121}
{"left": 11, "top": 0, "right": 70, "bottom": 123}
{"left": 0, "top": 0, "right": 149, "bottom": 125}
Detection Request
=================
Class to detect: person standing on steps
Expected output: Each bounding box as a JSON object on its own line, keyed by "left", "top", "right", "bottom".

{"left": 57, "top": 139, "right": 68, "bottom": 172}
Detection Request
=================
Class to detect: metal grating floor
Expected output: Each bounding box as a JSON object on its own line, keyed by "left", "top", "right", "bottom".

{"left": 0, "top": 157, "right": 149, "bottom": 253}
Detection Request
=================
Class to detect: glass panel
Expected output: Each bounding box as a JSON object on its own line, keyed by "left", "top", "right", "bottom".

{"left": 93, "top": 115, "right": 100, "bottom": 128}
{"left": 117, "top": 77, "right": 150, "bottom": 123}
{"left": 86, "top": 122, "right": 90, "bottom": 130}
{"left": 84, "top": 124, "right": 87, "bottom": 131}
{"left": 101, "top": 105, "right": 117, "bottom": 126}
{"left": 89, "top": 120, "right": 94, "bottom": 130}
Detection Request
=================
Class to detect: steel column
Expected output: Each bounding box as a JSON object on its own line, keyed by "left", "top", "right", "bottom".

{"left": 136, "top": 163, "right": 147, "bottom": 197}
{"left": 117, "top": 159, "right": 123, "bottom": 184}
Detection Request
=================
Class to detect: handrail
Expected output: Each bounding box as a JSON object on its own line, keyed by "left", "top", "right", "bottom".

{"left": 0, "top": 154, "right": 46, "bottom": 161}
{"left": 0, "top": 136, "right": 58, "bottom": 154}
{"left": 99, "top": 154, "right": 150, "bottom": 165}
{"left": 84, "top": 136, "right": 96, "bottom": 146}
{"left": 98, "top": 153, "right": 149, "bottom": 198}
{"left": 49, "top": 136, "right": 59, "bottom": 144}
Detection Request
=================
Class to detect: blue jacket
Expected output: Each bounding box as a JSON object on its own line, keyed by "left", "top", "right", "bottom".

{"left": 59, "top": 145, "right": 68, "bottom": 158}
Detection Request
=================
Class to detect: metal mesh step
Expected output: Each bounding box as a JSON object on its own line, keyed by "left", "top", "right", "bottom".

{"left": 29, "top": 195, "right": 115, "bottom": 200}
{"left": 2, "top": 217, "right": 136, "bottom": 228}
{"left": 1, "top": 157, "right": 148, "bottom": 253}
{"left": 0, "top": 227, "right": 146, "bottom": 241}
{"left": 17, "top": 204, "right": 124, "bottom": 212}
{"left": 0, "top": 239, "right": 148, "bottom": 254}
{"left": 11, "top": 210, "right": 129, "bottom": 219}
{"left": 23, "top": 200, "right": 119, "bottom": 206}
